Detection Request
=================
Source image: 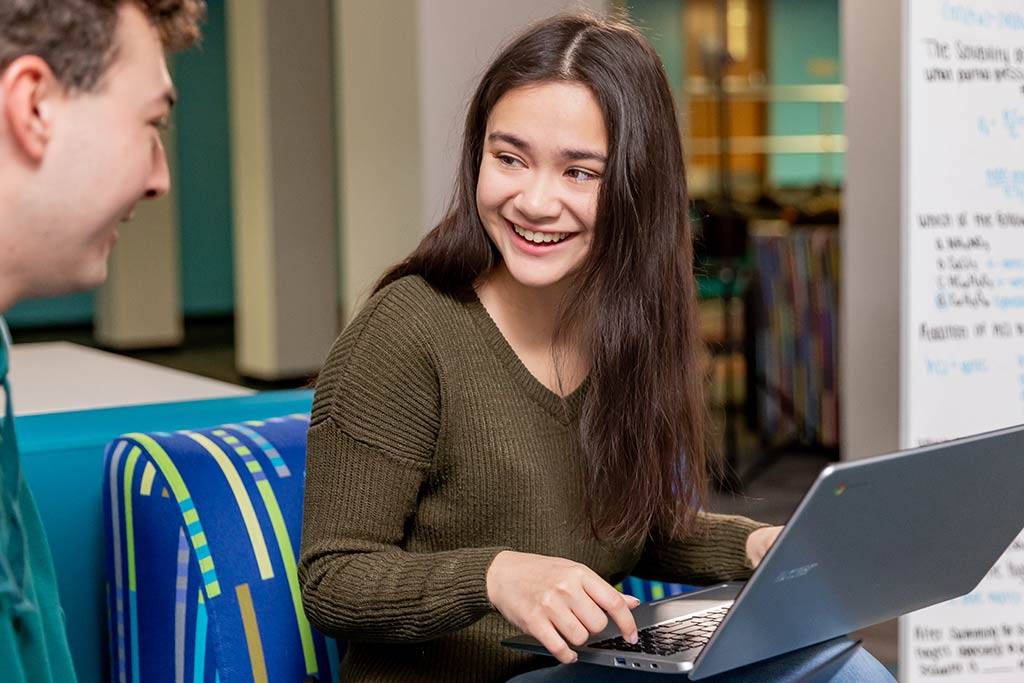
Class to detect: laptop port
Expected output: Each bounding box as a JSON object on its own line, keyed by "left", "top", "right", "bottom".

{"left": 650, "top": 664, "right": 659, "bottom": 669}
{"left": 632, "top": 662, "right": 641, "bottom": 668}
{"left": 614, "top": 657, "right": 626, "bottom": 666}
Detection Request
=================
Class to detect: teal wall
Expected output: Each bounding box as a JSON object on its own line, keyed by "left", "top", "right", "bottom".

{"left": 6, "top": 291, "right": 95, "bottom": 327}
{"left": 174, "top": 0, "right": 236, "bottom": 317}
{"left": 768, "top": 0, "right": 844, "bottom": 188}
{"left": 7, "top": 0, "right": 235, "bottom": 328}
{"left": 628, "top": 0, "right": 687, "bottom": 110}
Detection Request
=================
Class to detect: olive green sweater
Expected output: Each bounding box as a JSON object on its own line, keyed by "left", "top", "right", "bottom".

{"left": 299, "top": 275, "right": 766, "bottom": 682}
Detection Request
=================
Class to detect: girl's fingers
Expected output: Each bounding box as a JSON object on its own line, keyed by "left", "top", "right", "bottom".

{"left": 583, "top": 574, "right": 639, "bottom": 643}
{"left": 570, "top": 592, "right": 611, "bottom": 635}
{"left": 548, "top": 604, "right": 592, "bottom": 648}
{"left": 530, "top": 619, "right": 578, "bottom": 664}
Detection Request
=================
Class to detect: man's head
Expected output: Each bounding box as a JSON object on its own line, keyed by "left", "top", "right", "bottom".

{"left": 0, "top": 0, "right": 204, "bottom": 307}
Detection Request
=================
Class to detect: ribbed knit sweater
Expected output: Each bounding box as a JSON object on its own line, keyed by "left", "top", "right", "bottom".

{"left": 299, "top": 275, "right": 767, "bottom": 682}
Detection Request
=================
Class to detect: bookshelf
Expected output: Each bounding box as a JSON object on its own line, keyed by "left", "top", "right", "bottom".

{"left": 751, "top": 225, "right": 840, "bottom": 449}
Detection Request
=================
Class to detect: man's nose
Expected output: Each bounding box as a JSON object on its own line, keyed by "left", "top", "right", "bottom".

{"left": 144, "top": 143, "right": 171, "bottom": 200}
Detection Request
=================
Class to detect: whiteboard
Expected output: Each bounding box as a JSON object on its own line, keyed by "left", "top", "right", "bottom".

{"left": 901, "top": 1, "right": 1024, "bottom": 680}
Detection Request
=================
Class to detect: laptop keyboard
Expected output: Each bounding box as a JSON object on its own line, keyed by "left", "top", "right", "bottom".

{"left": 590, "top": 605, "right": 731, "bottom": 657}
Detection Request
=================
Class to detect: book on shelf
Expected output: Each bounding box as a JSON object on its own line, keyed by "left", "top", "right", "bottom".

{"left": 752, "top": 226, "right": 839, "bottom": 448}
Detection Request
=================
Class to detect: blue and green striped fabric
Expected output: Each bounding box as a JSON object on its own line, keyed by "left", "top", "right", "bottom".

{"left": 617, "top": 577, "right": 696, "bottom": 602}
{"left": 102, "top": 414, "right": 341, "bottom": 683}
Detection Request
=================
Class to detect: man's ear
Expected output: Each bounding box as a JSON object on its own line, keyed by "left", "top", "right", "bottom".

{"left": 2, "top": 55, "right": 61, "bottom": 163}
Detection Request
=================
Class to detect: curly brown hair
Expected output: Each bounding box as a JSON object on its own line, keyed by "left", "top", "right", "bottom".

{"left": 0, "top": 0, "right": 206, "bottom": 91}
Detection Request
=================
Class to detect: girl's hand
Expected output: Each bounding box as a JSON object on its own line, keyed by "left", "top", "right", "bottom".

{"left": 486, "top": 550, "right": 641, "bottom": 664}
{"left": 746, "top": 525, "right": 784, "bottom": 568}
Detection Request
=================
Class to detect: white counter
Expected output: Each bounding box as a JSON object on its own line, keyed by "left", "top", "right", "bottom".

{"left": 8, "top": 341, "right": 252, "bottom": 415}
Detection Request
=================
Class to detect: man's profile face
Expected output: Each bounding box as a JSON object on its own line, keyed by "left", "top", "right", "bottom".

{"left": 21, "top": 2, "right": 174, "bottom": 297}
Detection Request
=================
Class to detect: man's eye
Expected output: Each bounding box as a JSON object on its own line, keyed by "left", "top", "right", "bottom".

{"left": 151, "top": 118, "right": 170, "bottom": 131}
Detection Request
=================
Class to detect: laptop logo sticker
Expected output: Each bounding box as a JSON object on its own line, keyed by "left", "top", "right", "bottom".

{"left": 774, "top": 563, "right": 819, "bottom": 583}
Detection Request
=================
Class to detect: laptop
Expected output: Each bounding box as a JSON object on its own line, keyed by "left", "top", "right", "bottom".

{"left": 504, "top": 423, "right": 1024, "bottom": 678}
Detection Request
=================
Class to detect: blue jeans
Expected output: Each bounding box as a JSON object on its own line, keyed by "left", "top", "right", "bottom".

{"left": 507, "top": 637, "right": 895, "bottom": 682}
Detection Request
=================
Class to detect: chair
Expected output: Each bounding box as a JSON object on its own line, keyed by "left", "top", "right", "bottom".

{"left": 103, "top": 414, "right": 341, "bottom": 682}
{"left": 102, "top": 412, "right": 693, "bottom": 682}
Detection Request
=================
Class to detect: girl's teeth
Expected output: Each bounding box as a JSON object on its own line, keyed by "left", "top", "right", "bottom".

{"left": 514, "top": 224, "right": 567, "bottom": 244}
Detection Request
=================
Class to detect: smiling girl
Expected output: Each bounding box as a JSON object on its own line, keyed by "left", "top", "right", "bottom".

{"left": 298, "top": 13, "right": 891, "bottom": 683}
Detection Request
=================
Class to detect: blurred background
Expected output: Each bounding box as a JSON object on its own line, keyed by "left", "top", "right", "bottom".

{"left": 14, "top": 0, "right": 843, "bottom": 454}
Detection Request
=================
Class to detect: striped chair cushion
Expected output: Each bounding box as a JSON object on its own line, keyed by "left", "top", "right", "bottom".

{"left": 103, "top": 414, "right": 341, "bottom": 683}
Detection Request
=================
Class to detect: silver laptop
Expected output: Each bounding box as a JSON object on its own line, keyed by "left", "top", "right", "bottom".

{"left": 504, "top": 423, "right": 1024, "bottom": 678}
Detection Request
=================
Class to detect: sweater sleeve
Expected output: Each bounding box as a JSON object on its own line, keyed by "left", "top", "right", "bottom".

{"left": 298, "top": 281, "right": 507, "bottom": 643}
{"left": 631, "top": 512, "right": 771, "bottom": 585}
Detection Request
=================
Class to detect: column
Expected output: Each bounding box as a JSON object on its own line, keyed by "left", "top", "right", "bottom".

{"left": 226, "top": 0, "right": 339, "bottom": 380}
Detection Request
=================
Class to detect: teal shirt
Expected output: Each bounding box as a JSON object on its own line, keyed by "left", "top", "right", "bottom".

{"left": 0, "top": 319, "right": 77, "bottom": 682}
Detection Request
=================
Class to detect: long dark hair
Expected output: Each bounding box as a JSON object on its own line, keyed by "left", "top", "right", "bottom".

{"left": 377, "top": 13, "right": 713, "bottom": 545}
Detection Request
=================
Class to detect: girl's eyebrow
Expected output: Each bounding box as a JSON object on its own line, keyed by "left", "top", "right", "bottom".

{"left": 561, "top": 147, "right": 607, "bottom": 164}
{"left": 488, "top": 131, "right": 607, "bottom": 164}
{"left": 488, "top": 131, "right": 532, "bottom": 153}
